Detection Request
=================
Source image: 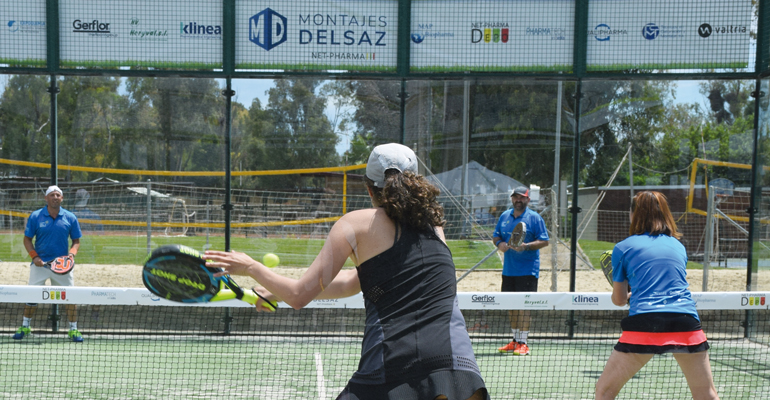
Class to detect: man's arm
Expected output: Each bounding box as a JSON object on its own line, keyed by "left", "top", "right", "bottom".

{"left": 69, "top": 238, "right": 81, "bottom": 256}
{"left": 23, "top": 236, "right": 43, "bottom": 266}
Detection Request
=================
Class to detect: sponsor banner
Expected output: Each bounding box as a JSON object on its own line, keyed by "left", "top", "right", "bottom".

{"left": 0, "top": 0, "right": 47, "bottom": 66}
{"left": 59, "top": 0, "right": 222, "bottom": 68}
{"left": 587, "top": 0, "right": 751, "bottom": 70}
{"left": 0, "top": 286, "right": 764, "bottom": 310}
{"left": 410, "top": 0, "right": 574, "bottom": 72}
{"left": 235, "top": 0, "right": 398, "bottom": 71}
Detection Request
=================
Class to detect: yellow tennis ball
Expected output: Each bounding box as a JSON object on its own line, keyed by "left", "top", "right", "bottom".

{"left": 262, "top": 253, "right": 280, "bottom": 268}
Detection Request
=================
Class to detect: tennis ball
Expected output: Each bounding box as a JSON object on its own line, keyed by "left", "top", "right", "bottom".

{"left": 262, "top": 253, "right": 280, "bottom": 268}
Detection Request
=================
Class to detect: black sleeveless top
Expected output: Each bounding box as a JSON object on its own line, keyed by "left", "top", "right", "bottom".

{"left": 351, "top": 224, "right": 482, "bottom": 385}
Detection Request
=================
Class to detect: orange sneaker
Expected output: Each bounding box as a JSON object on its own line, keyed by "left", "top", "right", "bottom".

{"left": 514, "top": 343, "right": 530, "bottom": 356}
{"left": 497, "top": 340, "right": 518, "bottom": 353}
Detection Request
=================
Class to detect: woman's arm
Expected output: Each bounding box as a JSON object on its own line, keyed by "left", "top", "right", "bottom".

{"left": 205, "top": 215, "right": 359, "bottom": 310}
{"left": 611, "top": 281, "right": 630, "bottom": 306}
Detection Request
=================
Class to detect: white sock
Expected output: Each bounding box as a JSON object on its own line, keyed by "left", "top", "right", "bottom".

{"left": 520, "top": 331, "right": 529, "bottom": 344}
{"left": 70, "top": 322, "right": 77, "bottom": 330}
{"left": 22, "top": 317, "right": 31, "bottom": 328}
{"left": 511, "top": 328, "right": 519, "bottom": 342}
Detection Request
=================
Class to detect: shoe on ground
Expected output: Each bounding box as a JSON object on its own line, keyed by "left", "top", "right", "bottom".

{"left": 68, "top": 329, "right": 84, "bottom": 343}
{"left": 497, "top": 340, "right": 518, "bottom": 353}
{"left": 12, "top": 326, "right": 31, "bottom": 340}
{"left": 467, "top": 323, "right": 489, "bottom": 331}
{"left": 514, "top": 343, "right": 530, "bottom": 356}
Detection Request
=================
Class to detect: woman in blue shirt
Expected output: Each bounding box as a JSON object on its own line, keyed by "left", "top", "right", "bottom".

{"left": 595, "top": 191, "right": 719, "bottom": 400}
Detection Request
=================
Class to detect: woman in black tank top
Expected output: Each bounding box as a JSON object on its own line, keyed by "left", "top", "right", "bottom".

{"left": 205, "top": 144, "right": 489, "bottom": 400}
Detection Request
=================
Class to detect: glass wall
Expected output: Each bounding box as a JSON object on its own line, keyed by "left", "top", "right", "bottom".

{"left": 580, "top": 79, "right": 758, "bottom": 292}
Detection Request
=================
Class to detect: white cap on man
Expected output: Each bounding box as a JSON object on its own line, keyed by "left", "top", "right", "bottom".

{"left": 45, "top": 185, "right": 63, "bottom": 196}
{"left": 366, "top": 143, "right": 418, "bottom": 187}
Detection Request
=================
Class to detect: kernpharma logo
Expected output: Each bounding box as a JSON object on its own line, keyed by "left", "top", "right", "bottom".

{"left": 250, "top": 8, "right": 287, "bottom": 51}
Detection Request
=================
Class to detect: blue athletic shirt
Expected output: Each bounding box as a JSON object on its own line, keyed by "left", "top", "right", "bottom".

{"left": 612, "top": 233, "right": 699, "bottom": 320}
{"left": 493, "top": 207, "right": 549, "bottom": 278}
{"left": 24, "top": 207, "right": 82, "bottom": 262}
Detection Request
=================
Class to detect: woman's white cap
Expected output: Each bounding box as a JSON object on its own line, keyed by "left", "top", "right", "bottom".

{"left": 366, "top": 143, "right": 418, "bottom": 187}
{"left": 45, "top": 185, "right": 62, "bottom": 196}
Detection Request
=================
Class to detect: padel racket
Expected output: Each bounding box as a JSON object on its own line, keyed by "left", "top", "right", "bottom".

{"left": 509, "top": 221, "right": 526, "bottom": 248}
{"left": 142, "top": 244, "right": 277, "bottom": 311}
{"left": 44, "top": 254, "right": 75, "bottom": 275}
{"left": 599, "top": 250, "right": 630, "bottom": 292}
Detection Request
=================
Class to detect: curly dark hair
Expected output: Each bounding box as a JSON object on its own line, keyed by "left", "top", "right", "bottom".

{"left": 365, "top": 170, "right": 445, "bottom": 230}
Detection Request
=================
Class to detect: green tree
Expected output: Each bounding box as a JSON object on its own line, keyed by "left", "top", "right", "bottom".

{"left": 0, "top": 75, "right": 51, "bottom": 177}
{"left": 242, "top": 78, "right": 339, "bottom": 189}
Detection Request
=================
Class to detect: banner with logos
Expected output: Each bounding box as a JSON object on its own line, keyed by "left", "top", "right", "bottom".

{"left": 235, "top": 0, "right": 399, "bottom": 71}
{"left": 58, "top": 0, "right": 223, "bottom": 68}
{"left": 409, "top": 0, "right": 574, "bottom": 72}
{"left": 0, "top": 0, "right": 47, "bottom": 66}
{"left": 587, "top": 0, "right": 751, "bottom": 70}
{"left": 1, "top": 285, "right": 764, "bottom": 311}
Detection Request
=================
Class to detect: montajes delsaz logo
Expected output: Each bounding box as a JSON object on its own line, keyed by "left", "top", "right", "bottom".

{"left": 249, "top": 7, "right": 388, "bottom": 59}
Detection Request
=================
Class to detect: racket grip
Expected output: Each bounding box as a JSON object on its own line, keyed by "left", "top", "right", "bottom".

{"left": 242, "top": 289, "right": 277, "bottom": 312}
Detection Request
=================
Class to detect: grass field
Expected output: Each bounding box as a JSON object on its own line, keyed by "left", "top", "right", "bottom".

{"left": 2, "top": 334, "right": 766, "bottom": 399}
{"left": 0, "top": 233, "right": 502, "bottom": 270}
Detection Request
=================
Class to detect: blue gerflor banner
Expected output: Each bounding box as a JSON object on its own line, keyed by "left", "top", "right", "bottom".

{"left": 587, "top": 0, "right": 752, "bottom": 70}
{"left": 236, "top": 0, "right": 398, "bottom": 71}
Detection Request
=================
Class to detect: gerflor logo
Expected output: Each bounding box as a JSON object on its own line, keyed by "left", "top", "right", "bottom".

{"left": 250, "top": 8, "right": 287, "bottom": 51}
{"left": 471, "top": 295, "right": 496, "bottom": 303}
{"left": 42, "top": 289, "right": 66, "bottom": 301}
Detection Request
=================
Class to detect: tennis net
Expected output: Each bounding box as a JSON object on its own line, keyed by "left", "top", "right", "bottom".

{"left": 0, "top": 288, "right": 767, "bottom": 399}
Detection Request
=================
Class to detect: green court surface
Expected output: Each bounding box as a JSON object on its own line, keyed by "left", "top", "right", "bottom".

{"left": 2, "top": 335, "right": 767, "bottom": 399}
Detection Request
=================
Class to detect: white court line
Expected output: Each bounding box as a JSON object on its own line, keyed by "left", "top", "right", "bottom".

{"left": 315, "top": 352, "right": 326, "bottom": 400}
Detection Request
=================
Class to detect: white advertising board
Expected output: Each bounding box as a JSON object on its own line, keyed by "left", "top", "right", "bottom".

{"left": 586, "top": 0, "right": 751, "bottom": 70}
{"left": 235, "top": 0, "right": 399, "bottom": 71}
{"left": 409, "top": 0, "right": 574, "bottom": 72}
{"left": 0, "top": 0, "right": 47, "bottom": 66}
{"left": 59, "top": 0, "right": 223, "bottom": 68}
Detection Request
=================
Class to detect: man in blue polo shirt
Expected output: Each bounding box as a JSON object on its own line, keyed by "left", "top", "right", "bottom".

{"left": 14, "top": 185, "right": 83, "bottom": 342}
{"left": 492, "top": 186, "right": 549, "bottom": 356}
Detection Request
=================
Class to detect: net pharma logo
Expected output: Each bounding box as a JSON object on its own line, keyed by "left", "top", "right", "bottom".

{"left": 42, "top": 288, "right": 67, "bottom": 301}
{"left": 741, "top": 294, "right": 766, "bottom": 307}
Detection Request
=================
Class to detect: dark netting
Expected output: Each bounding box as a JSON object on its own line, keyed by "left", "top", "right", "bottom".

{"left": 1, "top": 294, "right": 768, "bottom": 399}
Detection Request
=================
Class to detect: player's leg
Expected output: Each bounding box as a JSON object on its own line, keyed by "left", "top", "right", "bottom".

{"left": 672, "top": 352, "right": 719, "bottom": 400}
{"left": 595, "top": 350, "right": 653, "bottom": 400}
{"left": 13, "top": 263, "right": 48, "bottom": 339}
{"left": 52, "top": 270, "right": 83, "bottom": 342}
{"left": 512, "top": 275, "right": 537, "bottom": 355}
{"left": 497, "top": 276, "right": 519, "bottom": 353}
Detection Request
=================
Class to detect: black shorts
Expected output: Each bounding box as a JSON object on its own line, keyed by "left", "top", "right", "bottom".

{"left": 501, "top": 275, "right": 538, "bottom": 292}
{"left": 614, "top": 312, "right": 710, "bottom": 354}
